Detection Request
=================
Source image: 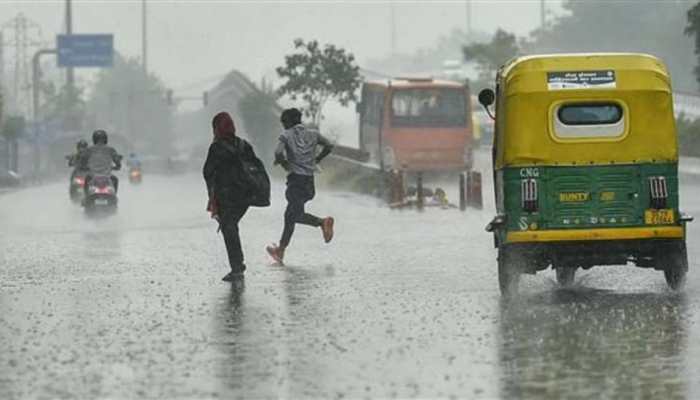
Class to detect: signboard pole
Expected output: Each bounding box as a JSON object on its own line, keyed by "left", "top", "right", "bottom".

{"left": 31, "top": 48, "right": 56, "bottom": 179}
{"left": 65, "top": 0, "right": 74, "bottom": 94}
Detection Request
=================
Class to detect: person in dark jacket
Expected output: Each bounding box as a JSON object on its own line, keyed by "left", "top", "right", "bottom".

{"left": 266, "top": 108, "right": 335, "bottom": 265}
{"left": 203, "top": 112, "right": 258, "bottom": 281}
{"left": 79, "top": 130, "right": 122, "bottom": 194}
{"left": 67, "top": 139, "right": 89, "bottom": 179}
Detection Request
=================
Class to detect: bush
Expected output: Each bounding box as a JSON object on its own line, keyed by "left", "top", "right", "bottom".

{"left": 237, "top": 91, "right": 280, "bottom": 165}
{"left": 676, "top": 113, "right": 700, "bottom": 157}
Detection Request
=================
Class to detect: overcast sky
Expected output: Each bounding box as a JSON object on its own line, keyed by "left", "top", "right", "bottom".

{"left": 0, "top": 0, "right": 564, "bottom": 95}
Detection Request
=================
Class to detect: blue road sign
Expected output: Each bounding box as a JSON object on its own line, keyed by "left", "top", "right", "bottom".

{"left": 57, "top": 34, "right": 113, "bottom": 68}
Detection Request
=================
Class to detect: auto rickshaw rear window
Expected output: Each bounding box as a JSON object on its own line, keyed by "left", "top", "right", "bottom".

{"left": 558, "top": 103, "right": 623, "bottom": 126}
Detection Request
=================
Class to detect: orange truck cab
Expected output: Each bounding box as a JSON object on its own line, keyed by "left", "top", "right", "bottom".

{"left": 356, "top": 77, "right": 481, "bottom": 209}
{"left": 357, "top": 78, "right": 474, "bottom": 172}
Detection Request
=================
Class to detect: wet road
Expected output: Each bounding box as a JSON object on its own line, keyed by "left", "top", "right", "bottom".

{"left": 1, "top": 172, "right": 700, "bottom": 399}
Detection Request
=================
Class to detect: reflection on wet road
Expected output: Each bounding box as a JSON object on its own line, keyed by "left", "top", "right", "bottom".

{"left": 501, "top": 289, "right": 687, "bottom": 399}
{"left": 1, "top": 173, "right": 700, "bottom": 398}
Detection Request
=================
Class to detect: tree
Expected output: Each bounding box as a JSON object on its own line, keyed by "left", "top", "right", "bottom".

{"left": 463, "top": 29, "right": 519, "bottom": 85}
{"left": 87, "top": 53, "right": 173, "bottom": 155}
{"left": 675, "top": 113, "right": 700, "bottom": 157}
{"left": 367, "top": 28, "right": 491, "bottom": 77}
{"left": 40, "top": 82, "right": 86, "bottom": 131}
{"left": 686, "top": 2, "right": 700, "bottom": 87}
{"left": 238, "top": 87, "right": 280, "bottom": 161}
{"left": 276, "top": 39, "right": 361, "bottom": 125}
{"left": 526, "top": 0, "right": 695, "bottom": 91}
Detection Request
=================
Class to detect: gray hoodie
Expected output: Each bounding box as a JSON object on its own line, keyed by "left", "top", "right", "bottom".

{"left": 275, "top": 124, "right": 332, "bottom": 176}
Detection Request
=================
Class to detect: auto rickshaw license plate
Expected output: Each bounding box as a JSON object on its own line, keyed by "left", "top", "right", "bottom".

{"left": 644, "top": 209, "right": 674, "bottom": 224}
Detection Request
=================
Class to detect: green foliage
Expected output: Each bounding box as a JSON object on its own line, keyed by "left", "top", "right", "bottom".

{"left": 1, "top": 116, "right": 26, "bottom": 138}
{"left": 87, "top": 53, "right": 173, "bottom": 154}
{"left": 676, "top": 113, "right": 700, "bottom": 157}
{"left": 366, "top": 28, "right": 490, "bottom": 77}
{"left": 276, "top": 39, "right": 362, "bottom": 125}
{"left": 685, "top": 2, "right": 700, "bottom": 86}
{"left": 237, "top": 89, "right": 280, "bottom": 163}
{"left": 40, "top": 83, "right": 86, "bottom": 131}
{"left": 526, "top": 0, "right": 695, "bottom": 91}
{"left": 463, "top": 29, "right": 519, "bottom": 86}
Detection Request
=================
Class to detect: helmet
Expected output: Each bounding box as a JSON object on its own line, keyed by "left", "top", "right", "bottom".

{"left": 76, "top": 139, "right": 88, "bottom": 150}
{"left": 92, "top": 130, "right": 108, "bottom": 145}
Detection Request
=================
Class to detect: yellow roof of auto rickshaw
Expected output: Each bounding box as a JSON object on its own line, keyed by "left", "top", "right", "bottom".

{"left": 498, "top": 53, "right": 671, "bottom": 94}
{"left": 494, "top": 53, "right": 677, "bottom": 168}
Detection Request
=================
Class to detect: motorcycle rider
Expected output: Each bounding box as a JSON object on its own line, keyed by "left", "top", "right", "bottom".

{"left": 67, "top": 139, "right": 89, "bottom": 179}
{"left": 79, "top": 130, "right": 122, "bottom": 194}
{"left": 126, "top": 152, "right": 142, "bottom": 170}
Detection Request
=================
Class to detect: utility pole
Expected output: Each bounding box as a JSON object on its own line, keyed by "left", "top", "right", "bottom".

{"left": 65, "top": 0, "right": 74, "bottom": 93}
{"left": 390, "top": 3, "right": 397, "bottom": 56}
{"left": 142, "top": 0, "right": 147, "bottom": 74}
{"left": 465, "top": 0, "right": 472, "bottom": 38}
{"left": 12, "top": 16, "right": 23, "bottom": 113}
{"left": 31, "top": 48, "right": 56, "bottom": 178}
{"left": 32, "top": 49, "right": 57, "bottom": 122}
{"left": 540, "top": 0, "right": 546, "bottom": 31}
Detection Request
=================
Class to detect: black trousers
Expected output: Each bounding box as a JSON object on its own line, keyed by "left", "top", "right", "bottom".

{"left": 220, "top": 206, "right": 249, "bottom": 272}
{"left": 280, "top": 174, "right": 322, "bottom": 247}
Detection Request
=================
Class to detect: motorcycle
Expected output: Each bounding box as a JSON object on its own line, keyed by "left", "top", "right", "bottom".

{"left": 129, "top": 167, "right": 142, "bottom": 184}
{"left": 69, "top": 172, "right": 87, "bottom": 203}
{"left": 83, "top": 174, "right": 118, "bottom": 215}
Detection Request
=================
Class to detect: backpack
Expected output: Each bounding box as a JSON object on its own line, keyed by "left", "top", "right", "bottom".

{"left": 219, "top": 138, "right": 271, "bottom": 207}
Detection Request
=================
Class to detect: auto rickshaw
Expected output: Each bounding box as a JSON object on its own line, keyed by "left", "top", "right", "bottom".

{"left": 478, "top": 53, "right": 692, "bottom": 296}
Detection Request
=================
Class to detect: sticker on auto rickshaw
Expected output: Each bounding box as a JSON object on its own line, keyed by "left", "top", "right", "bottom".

{"left": 644, "top": 209, "right": 675, "bottom": 225}
{"left": 559, "top": 192, "right": 590, "bottom": 202}
{"left": 547, "top": 70, "right": 616, "bottom": 90}
{"left": 600, "top": 191, "right": 616, "bottom": 201}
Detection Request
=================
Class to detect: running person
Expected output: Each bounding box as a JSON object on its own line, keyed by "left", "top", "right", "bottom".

{"left": 267, "top": 108, "right": 334, "bottom": 264}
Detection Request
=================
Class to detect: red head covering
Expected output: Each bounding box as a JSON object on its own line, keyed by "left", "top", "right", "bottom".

{"left": 212, "top": 111, "right": 236, "bottom": 140}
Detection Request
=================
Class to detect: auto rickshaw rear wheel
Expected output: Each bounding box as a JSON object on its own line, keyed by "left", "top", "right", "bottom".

{"left": 663, "top": 242, "right": 688, "bottom": 291}
{"left": 555, "top": 267, "right": 576, "bottom": 286}
{"left": 498, "top": 246, "right": 522, "bottom": 297}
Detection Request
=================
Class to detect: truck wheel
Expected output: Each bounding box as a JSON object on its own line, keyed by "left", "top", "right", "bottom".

{"left": 498, "top": 247, "right": 522, "bottom": 297}
{"left": 416, "top": 172, "right": 424, "bottom": 210}
{"left": 555, "top": 267, "right": 576, "bottom": 286}
{"left": 664, "top": 242, "right": 688, "bottom": 290}
{"left": 385, "top": 170, "right": 404, "bottom": 206}
{"left": 459, "top": 172, "right": 466, "bottom": 211}
{"left": 466, "top": 171, "right": 483, "bottom": 209}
